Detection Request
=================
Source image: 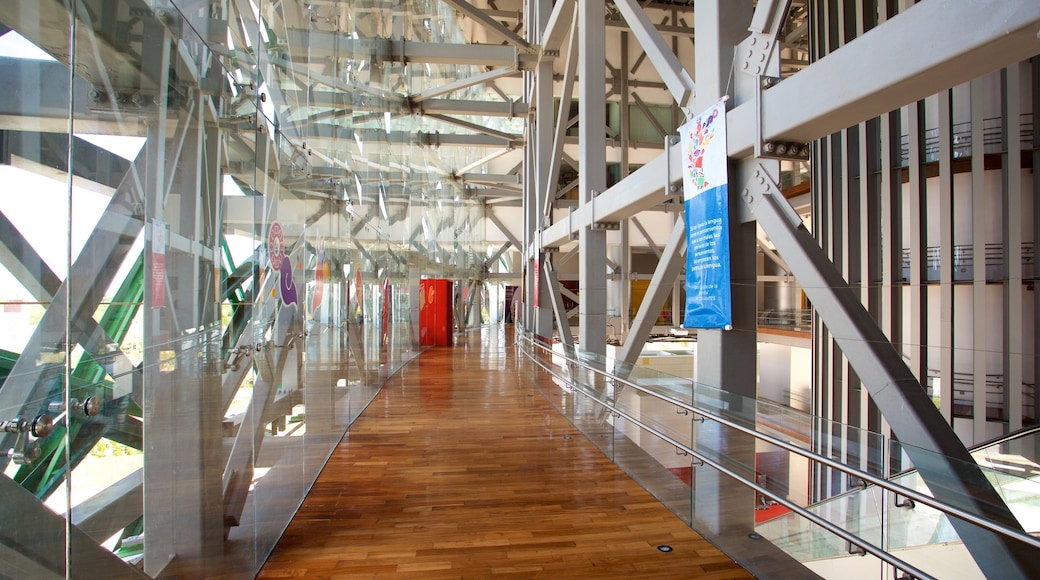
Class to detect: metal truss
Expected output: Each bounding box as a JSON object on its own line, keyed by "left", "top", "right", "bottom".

{"left": 524, "top": 0, "right": 1040, "bottom": 576}
{"left": 1, "top": 0, "right": 1037, "bottom": 577}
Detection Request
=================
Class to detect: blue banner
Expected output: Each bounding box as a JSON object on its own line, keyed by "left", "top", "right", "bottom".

{"left": 682, "top": 101, "right": 732, "bottom": 329}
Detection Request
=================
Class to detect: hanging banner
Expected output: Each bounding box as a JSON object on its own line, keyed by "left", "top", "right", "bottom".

{"left": 681, "top": 101, "right": 732, "bottom": 329}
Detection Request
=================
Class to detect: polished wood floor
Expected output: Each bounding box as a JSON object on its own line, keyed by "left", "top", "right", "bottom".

{"left": 258, "top": 327, "right": 752, "bottom": 579}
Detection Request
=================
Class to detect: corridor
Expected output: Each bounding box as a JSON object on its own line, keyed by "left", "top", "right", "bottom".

{"left": 258, "top": 327, "right": 750, "bottom": 578}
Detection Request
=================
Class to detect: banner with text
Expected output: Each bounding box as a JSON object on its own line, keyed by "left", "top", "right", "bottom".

{"left": 682, "top": 101, "right": 732, "bottom": 329}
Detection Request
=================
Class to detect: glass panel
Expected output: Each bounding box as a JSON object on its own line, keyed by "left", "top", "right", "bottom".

{"left": 0, "top": 5, "right": 75, "bottom": 576}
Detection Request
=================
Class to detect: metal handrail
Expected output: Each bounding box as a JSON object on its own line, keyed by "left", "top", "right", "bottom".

{"left": 520, "top": 340, "right": 934, "bottom": 580}
{"left": 519, "top": 334, "right": 1040, "bottom": 554}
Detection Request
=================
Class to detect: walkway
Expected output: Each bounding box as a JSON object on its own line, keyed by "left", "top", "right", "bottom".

{"left": 258, "top": 326, "right": 751, "bottom": 578}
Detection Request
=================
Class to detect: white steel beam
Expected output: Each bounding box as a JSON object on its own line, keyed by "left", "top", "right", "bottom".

{"left": 630, "top": 217, "right": 662, "bottom": 258}
{"left": 728, "top": 0, "right": 1040, "bottom": 158}
{"left": 423, "top": 114, "right": 522, "bottom": 143}
{"left": 414, "top": 98, "right": 528, "bottom": 117}
{"left": 618, "top": 220, "right": 686, "bottom": 364}
{"left": 604, "top": 19, "right": 696, "bottom": 39}
{"left": 578, "top": 0, "right": 608, "bottom": 355}
{"left": 539, "top": 0, "right": 1040, "bottom": 246}
{"left": 544, "top": 18, "right": 580, "bottom": 219}
{"left": 543, "top": 260, "right": 574, "bottom": 347}
{"left": 612, "top": 0, "right": 696, "bottom": 109}
{"left": 410, "top": 68, "right": 519, "bottom": 103}
{"left": 541, "top": 0, "right": 576, "bottom": 53}
{"left": 278, "top": 29, "right": 537, "bottom": 68}
{"left": 488, "top": 210, "right": 523, "bottom": 255}
{"left": 748, "top": 174, "right": 1039, "bottom": 579}
{"left": 440, "top": 0, "right": 533, "bottom": 51}
{"left": 748, "top": 0, "right": 792, "bottom": 36}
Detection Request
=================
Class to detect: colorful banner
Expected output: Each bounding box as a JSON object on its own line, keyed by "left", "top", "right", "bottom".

{"left": 681, "top": 101, "right": 732, "bottom": 329}
{"left": 269, "top": 221, "right": 298, "bottom": 306}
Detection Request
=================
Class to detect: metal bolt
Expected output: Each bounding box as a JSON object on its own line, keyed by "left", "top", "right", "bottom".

{"left": 132, "top": 93, "right": 148, "bottom": 107}
{"left": 777, "top": 143, "right": 789, "bottom": 155}
{"left": 9, "top": 441, "right": 41, "bottom": 465}
{"left": 763, "top": 142, "right": 776, "bottom": 153}
{"left": 1, "top": 417, "right": 27, "bottom": 433}
{"left": 669, "top": 184, "right": 679, "bottom": 193}
{"left": 89, "top": 88, "right": 107, "bottom": 103}
{"left": 81, "top": 396, "right": 101, "bottom": 417}
{"left": 31, "top": 414, "right": 53, "bottom": 438}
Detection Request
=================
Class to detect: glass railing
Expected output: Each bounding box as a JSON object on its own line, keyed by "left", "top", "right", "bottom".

{"left": 518, "top": 333, "right": 1040, "bottom": 580}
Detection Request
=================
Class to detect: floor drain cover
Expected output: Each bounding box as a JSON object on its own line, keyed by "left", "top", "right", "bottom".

{"left": 657, "top": 545, "right": 673, "bottom": 553}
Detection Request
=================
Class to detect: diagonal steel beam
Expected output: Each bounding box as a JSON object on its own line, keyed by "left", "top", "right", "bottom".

{"left": 71, "top": 468, "right": 143, "bottom": 543}
{"left": 542, "top": 259, "right": 573, "bottom": 348}
{"left": 487, "top": 210, "right": 522, "bottom": 250}
{"left": 612, "top": 0, "right": 696, "bottom": 108}
{"left": 618, "top": 220, "right": 686, "bottom": 365}
{"left": 630, "top": 217, "right": 662, "bottom": 259}
{"left": 456, "top": 148, "right": 515, "bottom": 175}
{"left": 0, "top": 476, "right": 149, "bottom": 579}
{"left": 748, "top": 170, "right": 1039, "bottom": 579}
{"left": 544, "top": 17, "right": 580, "bottom": 220}
{"left": 423, "top": 114, "right": 521, "bottom": 143}
{"left": 485, "top": 242, "right": 513, "bottom": 269}
{"left": 0, "top": 123, "right": 190, "bottom": 467}
{"left": 410, "top": 68, "right": 519, "bottom": 103}
{"left": 756, "top": 235, "right": 790, "bottom": 276}
{"left": 540, "top": 0, "right": 576, "bottom": 53}
{"left": 440, "top": 0, "right": 532, "bottom": 51}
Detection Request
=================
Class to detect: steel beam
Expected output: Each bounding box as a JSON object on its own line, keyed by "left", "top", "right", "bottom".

{"left": 410, "top": 68, "right": 519, "bottom": 103}
{"left": 424, "top": 114, "right": 521, "bottom": 143}
{"left": 541, "top": 0, "right": 576, "bottom": 53}
{"left": 727, "top": 0, "right": 1040, "bottom": 158}
{"left": 440, "top": 0, "right": 532, "bottom": 51}
{"left": 577, "top": 0, "right": 608, "bottom": 355}
{"left": 278, "top": 29, "right": 537, "bottom": 69}
{"left": 618, "top": 220, "right": 686, "bottom": 365}
{"left": 630, "top": 216, "right": 661, "bottom": 259}
{"left": 612, "top": 0, "right": 696, "bottom": 108}
{"left": 489, "top": 209, "right": 523, "bottom": 250}
{"left": 543, "top": 17, "right": 579, "bottom": 219}
{"left": 0, "top": 477, "right": 149, "bottom": 579}
{"left": 747, "top": 171, "right": 1039, "bottom": 579}
{"left": 71, "top": 469, "right": 144, "bottom": 544}
{"left": 539, "top": 0, "right": 1040, "bottom": 246}
{"left": 542, "top": 259, "right": 573, "bottom": 348}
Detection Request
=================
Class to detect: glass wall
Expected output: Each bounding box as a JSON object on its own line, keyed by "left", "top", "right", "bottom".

{"left": 0, "top": 1, "right": 505, "bottom": 577}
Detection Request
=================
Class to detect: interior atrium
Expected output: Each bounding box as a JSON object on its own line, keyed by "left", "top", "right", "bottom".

{"left": 0, "top": 0, "right": 1038, "bottom": 578}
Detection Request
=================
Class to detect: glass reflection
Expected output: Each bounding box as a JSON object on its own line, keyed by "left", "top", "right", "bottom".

{"left": 0, "top": 0, "right": 510, "bottom": 577}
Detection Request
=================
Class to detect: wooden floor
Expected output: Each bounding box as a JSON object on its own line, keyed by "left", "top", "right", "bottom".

{"left": 258, "top": 327, "right": 752, "bottom": 579}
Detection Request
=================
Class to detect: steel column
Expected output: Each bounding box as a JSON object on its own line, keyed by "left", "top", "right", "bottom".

{"left": 1004, "top": 64, "right": 1025, "bottom": 433}
{"left": 577, "top": 0, "right": 607, "bottom": 355}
